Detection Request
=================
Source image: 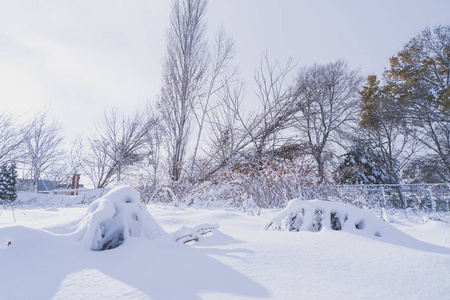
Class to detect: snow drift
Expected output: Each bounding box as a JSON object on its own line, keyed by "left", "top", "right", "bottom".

{"left": 66, "top": 185, "right": 218, "bottom": 250}
{"left": 70, "top": 185, "right": 166, "bottom": 250}
{"left": 1, "top": 186, "right": 218, "bottom": 252}
{"left": 264, "top": 199, "right": 450, "bottom": 253}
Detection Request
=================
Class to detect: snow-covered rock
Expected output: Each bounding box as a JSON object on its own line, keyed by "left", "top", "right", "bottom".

{"left": 70, "top": 185, "right": 166, "bottom": 250}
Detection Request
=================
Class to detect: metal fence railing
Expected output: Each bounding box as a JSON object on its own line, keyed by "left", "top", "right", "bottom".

{"left": 338, "top": 183, "right": 450, "bottom": 213}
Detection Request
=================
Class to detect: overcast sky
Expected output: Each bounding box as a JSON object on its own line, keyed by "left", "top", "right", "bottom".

{"left": 1, "top": 0, "right": 449, "bottom": 141}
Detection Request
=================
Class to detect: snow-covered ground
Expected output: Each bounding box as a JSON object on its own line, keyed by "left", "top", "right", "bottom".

{"left": 1, "top": 187, "right": 450, "bottom": 300}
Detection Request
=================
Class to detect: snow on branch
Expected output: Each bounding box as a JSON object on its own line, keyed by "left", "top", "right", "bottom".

{"left": 173, "top": 223, "right": 219, "bottom": 244}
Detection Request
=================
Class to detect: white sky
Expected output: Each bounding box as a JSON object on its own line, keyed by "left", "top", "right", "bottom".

{"left": 0, "top": 0, "right": 449, "bottom": 142}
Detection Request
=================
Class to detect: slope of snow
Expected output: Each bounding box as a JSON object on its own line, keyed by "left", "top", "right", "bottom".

{"left": 1, "top": 192, "right": 450, "bottom": 299}
{"left": 264, "top": 199, "right": 450, "bottom": 254}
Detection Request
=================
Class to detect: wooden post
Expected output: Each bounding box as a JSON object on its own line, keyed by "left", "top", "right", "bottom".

{"left": 71, "top": 174, "right": 80, "bottom": 196}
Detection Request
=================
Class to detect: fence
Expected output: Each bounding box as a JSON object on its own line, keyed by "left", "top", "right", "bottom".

{"left": 338, "top": 183, "right": 450, "bottom": 213}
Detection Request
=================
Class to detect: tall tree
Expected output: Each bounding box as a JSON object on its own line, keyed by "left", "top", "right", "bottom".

{"left": 383, "top": 25, "right": 450, "bottom": 180}
{"left": 294, "top": 60, "right": 362, "bottom": 181}
{"left": 203, "top": 54, "right": 300, "bottom": 178}
{"left": 253, "top": 53, "right": 296, "bottom": 159}
{"left": 360, "top": 75, "right": 417, "bottom": 185}
{"left": 143, "top": 102, "right": 166, "bottom": 187}
{"left": 190, "top": 28, "right": 236, "bottom": 178}
{"left": 206, "top": 79, "right": 246, "bottom": 174}
{"left": 160, "top": 0, "right": 208, "bottom": 182}
{"left": 360, "top": 75, "right": 418, "bottom": 210}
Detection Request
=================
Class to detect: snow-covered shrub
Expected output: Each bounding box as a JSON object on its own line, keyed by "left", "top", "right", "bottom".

{"left": 71, "top": 185, "right": 166, "bottom": 251}
{"left": 207, "top": 158, "right": 319, "bottom": 208}
{"left": 180, "top": 158, "right": 318, "bottom": 208}
{"left": 135, "top": 175, "right": 195, "bottom": 204}
{"left": 69, "top": 185, "right": 219, "bottom": 250}
{"left": 177, "top": 158, "right": 381, "bottom": 209}
{"left": 132, "top": 156, "right": 384, "bottom": 210}
{"left": 265, "top": 199, "right": 407, "bottom": 241}
{"left": 186, "top": 176, "right": 248, "bottom": 207}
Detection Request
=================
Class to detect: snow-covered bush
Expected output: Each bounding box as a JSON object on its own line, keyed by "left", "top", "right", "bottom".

{"left": 132, "top": 156, "right": 386, "bottom": 210}
{"left": 188, "top": 158, "right": 319, "bottom": 208}
{"left": 186, "top": 177, "right": 247, "bottom": 207}
{"left": 265, "top": 199, "right": 408, "bottom": 241}
{"left": 71, "top": 185, "right": 166, "bottom": 250}
{"left": 69, "top": 185, "right": 218, "bottom": 250}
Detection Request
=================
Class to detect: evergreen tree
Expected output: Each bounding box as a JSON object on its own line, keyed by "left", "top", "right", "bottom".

{"left": 335, "top": 141, "right": 395, "bottom": 185}
{"left": 0, "top": 164, "right": 7, "bottom": 200}
{"left": 6, "top": 163, "right": 18, "bottom": 201}
{"left": 0, "top": 163, "right": 18, "bottom": 202}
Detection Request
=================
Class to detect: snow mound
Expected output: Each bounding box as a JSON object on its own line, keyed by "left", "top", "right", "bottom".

{"left": 70, "top": 185, "right": 166, "bottom": 251}
{"left": 265, "top": 199, "right": 419, "bottom": 242}
{"left": 264, "top": 200, "right": 450, "bottom": 254}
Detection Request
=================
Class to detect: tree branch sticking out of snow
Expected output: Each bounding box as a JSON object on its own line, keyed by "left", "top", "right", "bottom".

{"left": 173, "top": 223, "right": 219, "bottom": 244}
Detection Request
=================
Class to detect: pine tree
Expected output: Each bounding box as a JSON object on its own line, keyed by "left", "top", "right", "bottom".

{"left": 335, "top": 141, "right": 395, "bottom": 185}
{"left": 0, "top": 164, "right": 7, "bottom": 201}
{"left": 0, "top": 163, "right": 18, "bottom": 202}
{"left": 6, "top": 163, "right": 18, "bottom": 201}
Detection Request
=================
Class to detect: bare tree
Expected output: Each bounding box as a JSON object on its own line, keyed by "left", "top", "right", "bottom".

{"left": 294, "top": 60, "right": 362, "bottom": 181}
{"left": 206, "top": 79, "right": 246, "bottom": 173}
{"left": 25, "top": 111, "right": 64, "bottom": 193}
{"left": 83, "top": 109, "right": 150, "bottom": 188}
{"left": 44, "top": 136, "right": 84, "bottom": 189}
{"left": 160, "top": 0, "right": 208, "bottom": 182}
{"left": 253, "top": 53, "right": 296, "bottom": 158}
{"left": 143, "top": 102, "right": 166, "bottom": 187}
{"left": 203, "top": 55, "right": 299, "bottom": 178}
{"left": 190, "top": 28, "right": 236, "bottom": 178}
{"left": 82, "top": 137, "right": 115, "bottom": 189}
{"left": 67, "top": 135, "right": 85, "bottom": 176}
{"left": 0, "top": 112, "right": 27, "bottom": 164}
